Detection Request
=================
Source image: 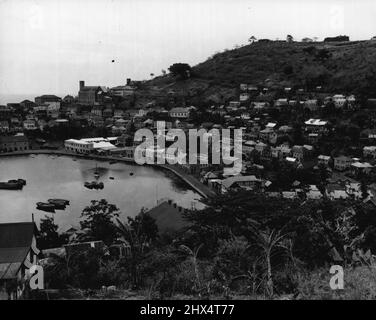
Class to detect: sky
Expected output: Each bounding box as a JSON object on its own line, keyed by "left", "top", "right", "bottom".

{"left": 0, "top": 0, "right": 375, "bottom": 102}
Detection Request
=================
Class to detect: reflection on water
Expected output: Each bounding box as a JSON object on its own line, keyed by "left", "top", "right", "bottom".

{"left": 0, "top": 155, "right": 202, "bottom": 230}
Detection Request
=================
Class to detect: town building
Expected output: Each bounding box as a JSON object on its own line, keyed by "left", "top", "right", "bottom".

{"left": 34, "top": 95, "right": 61, "bottom": 105}
{"left": 221, "top": 175, "right": 262, "bottom": 193}
{"left": 363, "top": 146, "right": 376, "bottom": 159}
{"left": 23, "top": 119, "right": 37, "bottom": 130}
{"left": 317, "top": 155, "right": 331, "bottom": 167}
{"left": 110, "top": 79, "right": 138, "bottom": 97}
{"left": 334, "top": 156, "right": 352, "bottom": 171}
{"left": 64, "top": 137, "right": 118, "bottom": 154}
{"left": 0, "top": 134, "right": 30, "bottom": 152}
{"left": 168, "top": 107, "right": 190, "bottom": 119}
{"left": 78, "top": 81, "right": 107, "bottom": 105}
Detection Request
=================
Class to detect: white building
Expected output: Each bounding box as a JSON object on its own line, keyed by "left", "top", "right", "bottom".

{"left": 64, "top": 137, "right": 118, "bottom": 154}
{"left": 168, "top": 107, "right": 190, "bottom": 119}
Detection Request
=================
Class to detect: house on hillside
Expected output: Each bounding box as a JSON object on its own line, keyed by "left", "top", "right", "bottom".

{"left": 334, "top": 156, "right": 352, "bottom": 171}
{"left": 363, "top": 146, "right": 376, "bottom": 159}
{"left": 221, "top": 175, "right": 262, "bottom": 193}
{"left": 318, "top": 155, "right": 331, "bottom": 167}
{"left": 168, "top": 107, "right": 190, "bottom": 119}
{"left": 0, "top": 222, "right": 40, "bottom": 300}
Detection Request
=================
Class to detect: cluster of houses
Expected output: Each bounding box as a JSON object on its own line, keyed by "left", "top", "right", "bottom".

{"left": 2, "top": 78, "right": 376, "bottom": 200}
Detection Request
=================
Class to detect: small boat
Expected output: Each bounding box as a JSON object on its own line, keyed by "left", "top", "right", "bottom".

{"left": 109, "top": 177, "right": 114, "bottom": 180}
{"left": 0, "top": 181, "right": 23, "bottom": 190}
{"left": 84, "top": 181, "right": 104, "bottom": 190}
{"left": 7, "top": 179, "right": 26, "bottom": 186}
{"left": 48, "top": 198, "right": 70, "bottom": 205}
{"left": 48, "top": 199, "right": 69, "bottom": 209}
{"left": 36, "top": 202, "right": 55, "bottom": 213}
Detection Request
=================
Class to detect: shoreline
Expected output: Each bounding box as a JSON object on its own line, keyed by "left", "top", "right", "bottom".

{"left": 0, "top": 149, "right": 216, "bottom": 198}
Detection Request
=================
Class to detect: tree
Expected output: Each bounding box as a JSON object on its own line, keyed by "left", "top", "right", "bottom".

{"left": 80, "top": 199, "right": 120, "bottom": 245}
{"left": 116, "top": 212, "right": 158, "bottom": 288}
{"left": 168, "top": 63, "right": 192, "bottom": 79}
{"left": 286, "top": 34, "right": 294, "bottom": 43}
{"left": 248, "top": 228, "right": 289, "bottom": 297}
{"left": 177, "top": 244, "right": 203, "bottom": 294}
{"left": 127, "top": 211, "right": 159, "bottom": 243}
{"left": 37, "top": 216, "right": 68, "bottom": 250}
{"left": 248, "top": 36, "right": 257, "bottom": 43}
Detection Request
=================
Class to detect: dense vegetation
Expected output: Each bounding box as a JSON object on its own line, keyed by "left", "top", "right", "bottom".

{"left": 37, "top": 194, "right": 376, "bottom": 300}
{"left": 148, "top": 40, "right": 376, "bottom": 104}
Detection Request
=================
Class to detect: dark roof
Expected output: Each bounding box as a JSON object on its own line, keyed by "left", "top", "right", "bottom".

{"left": 35, "top": 95, "right": 61, "bottom": 100}
{"left": 0, "top": 222, "right": 38, "bottom": 279}
{"left": 146, "top": 201, "right": 190, "bottom": 234}
{"left": 80, "top": 86, "right": 101, "bottom": 92}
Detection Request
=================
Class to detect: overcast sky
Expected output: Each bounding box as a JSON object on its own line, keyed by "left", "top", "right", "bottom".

{"left": 0, "top": 0, "right": 375, "bottom": 100}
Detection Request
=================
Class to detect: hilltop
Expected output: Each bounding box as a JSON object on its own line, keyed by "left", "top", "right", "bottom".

{"left": 141, "top": 40, "right": 376, "bottom": 105}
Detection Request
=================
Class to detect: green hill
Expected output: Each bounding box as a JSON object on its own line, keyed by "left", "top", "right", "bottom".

{"left": 145, "top": 40, "right": 376, "bottom": 104}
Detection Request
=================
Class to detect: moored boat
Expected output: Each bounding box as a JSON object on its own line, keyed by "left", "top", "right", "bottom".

{"left": 84, "top": 181, "right": 104, "bottom": 189}
{"left": 0, "top": 181, "right": 23, "bottom": 190}
{"left": 48, "top": 198, "right": 70, "bottom": 205}
{"left": 47, "top": 199, "right": 69, "bottom": 209}
{"left": 8, "top": 179, "right": 26, "bottom": 186}
{"left": 36, "top": 202, "right": 55, "bottom": 212}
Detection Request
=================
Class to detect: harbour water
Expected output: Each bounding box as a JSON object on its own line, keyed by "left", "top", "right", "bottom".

{"left": 0, "top": 154, "right": 202, "bottom": 231}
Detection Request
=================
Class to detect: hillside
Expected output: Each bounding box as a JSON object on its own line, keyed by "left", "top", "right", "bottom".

{"left": 144, "top": 40, "right": 376, "bottom": 105}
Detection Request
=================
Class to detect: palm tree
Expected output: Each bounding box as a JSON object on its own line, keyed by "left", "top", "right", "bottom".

{"left": 116, "top": 219, "right": 149, "bottom": 288}
{"left": 248, "top": 36, "right": 257, "bottom": 43}
{"left": 177, "top": 244, "right": 203, "bottom": 293}
{"left": 249, "top": 228, "right": 289, "bottom": 297}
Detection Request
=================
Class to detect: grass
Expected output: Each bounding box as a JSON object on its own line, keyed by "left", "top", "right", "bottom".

{"left": 145, "top": 40, "right": 376, "bottom": 103}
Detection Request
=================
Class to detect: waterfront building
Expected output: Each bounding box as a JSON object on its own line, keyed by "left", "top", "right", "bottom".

{"left": 64, "top": 137, "right": 118, "bottom": 154}
{"left": 0, "top": 134, "right": 29, "bottom": 152}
